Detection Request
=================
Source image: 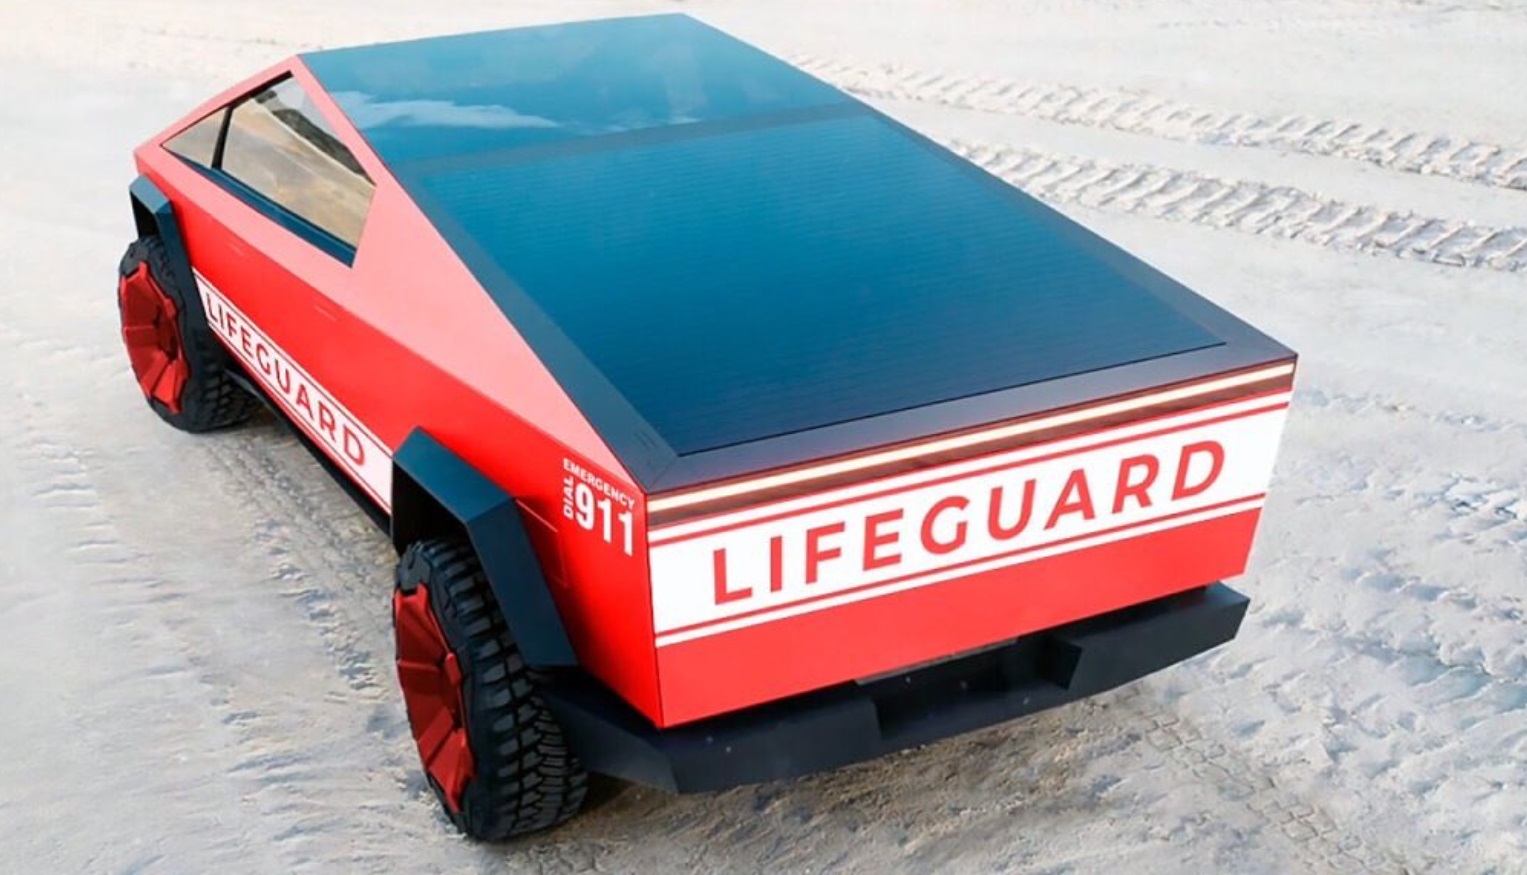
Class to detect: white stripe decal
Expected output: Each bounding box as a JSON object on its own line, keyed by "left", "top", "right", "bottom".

{"left": 195, "top": 272, "right": 393, "bottom": 510}
{"left": 650, "top": 401, "right": 1289, "bottom": 646}
{"left": 654, "top": 496, "right": 1264, "bottom": 647}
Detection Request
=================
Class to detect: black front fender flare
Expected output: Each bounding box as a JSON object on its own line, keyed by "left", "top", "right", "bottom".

{"left": 128, "top": 175, "right": 196, "bottom": 294}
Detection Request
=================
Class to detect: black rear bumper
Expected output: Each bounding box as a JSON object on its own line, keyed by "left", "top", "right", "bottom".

{"left": 542, "top": 583, "right": 1249, "bottom": 793}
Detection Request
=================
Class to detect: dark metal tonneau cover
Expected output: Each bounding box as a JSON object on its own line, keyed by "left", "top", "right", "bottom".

{"left": 304, "top": 15, "right": 1291, "bottom": 490}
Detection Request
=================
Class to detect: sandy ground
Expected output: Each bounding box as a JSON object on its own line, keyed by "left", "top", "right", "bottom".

{"left": 2, "top": 1, "right": 1526, "bottom": 872}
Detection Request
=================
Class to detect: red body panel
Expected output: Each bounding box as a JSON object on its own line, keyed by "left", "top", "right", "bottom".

{"left": 657, "top": 509, "right": 1261, "bottom": 724}
{"left": 643, "top": 389, "right": 1290, "bottom": 725}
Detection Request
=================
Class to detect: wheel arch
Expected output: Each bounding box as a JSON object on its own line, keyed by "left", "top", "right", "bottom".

{"left": 391, "top": 429, "right": 578, "bottom": 669}
{"left": 128, "top": 175, "right": 197, "bottom": 295}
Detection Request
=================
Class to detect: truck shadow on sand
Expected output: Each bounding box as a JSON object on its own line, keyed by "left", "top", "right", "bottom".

{"left": 499, "top": 703, "right": 1101, "bottom": 871}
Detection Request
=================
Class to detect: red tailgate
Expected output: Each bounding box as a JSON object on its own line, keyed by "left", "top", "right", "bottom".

{"left": 646, "top": 373, "right": 1293, "bottom": 726}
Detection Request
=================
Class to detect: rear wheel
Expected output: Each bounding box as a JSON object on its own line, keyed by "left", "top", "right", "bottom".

{"left": 116, "top": 236, "right": 256, "bottom": 432}
{"left": 392, "top": 538, "right": 588, "bottom": 840}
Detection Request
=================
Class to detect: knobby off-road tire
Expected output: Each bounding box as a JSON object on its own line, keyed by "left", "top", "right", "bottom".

{"left": 116, "top": 236, "right": 256, "bottom": 432}
{"left": 392, "top": 538, "right": 588, "bottom": 841}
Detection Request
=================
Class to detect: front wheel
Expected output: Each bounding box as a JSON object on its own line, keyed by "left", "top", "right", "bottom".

{"left": 116, "top": 236, "right": 256, "bottom": 432}
{"left": 392, "top": 538, "right": 588, "bottom": 840}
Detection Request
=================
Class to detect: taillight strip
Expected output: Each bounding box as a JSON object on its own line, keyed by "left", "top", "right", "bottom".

{"left": 650, "top": 392, "right": 1290, "bottom": 546}
{"left": 649, "top": 361, "right": 1295, "bottom": 521}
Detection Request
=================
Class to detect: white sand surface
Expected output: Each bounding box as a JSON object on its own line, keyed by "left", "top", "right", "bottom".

{"left": 2, "top": 2, "right": 1524, "bottom": 871}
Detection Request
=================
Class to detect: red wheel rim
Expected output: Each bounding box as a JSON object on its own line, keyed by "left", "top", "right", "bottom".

{"left": 117, "top": 263, "right": 189, "bottom": 414}
{"left": 393, "top": 585, "right": 475, "bottom": 812}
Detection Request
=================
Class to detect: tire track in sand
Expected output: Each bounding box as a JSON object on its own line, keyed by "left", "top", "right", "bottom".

{"left": 2, "top": 381, "right": 324, "bottom": 872}
{"left": 945, "top": 139, "right": 1527, "bottom": 272}
{"left": 1111, "top": 684, "right": 1427, "bottom": 873}
{"left": 794, "top": 57, "right": 1527, "bottom": 192}
{"left": 0, "top": 315, "right": 434, "bottom": 863}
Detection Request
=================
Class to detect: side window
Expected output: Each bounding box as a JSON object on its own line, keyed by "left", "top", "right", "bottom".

{"left": 219, "top": 77, "right": 374, "bottom": 250}
{"left": 165, "top": 110, "right": 227, "bottom": 168}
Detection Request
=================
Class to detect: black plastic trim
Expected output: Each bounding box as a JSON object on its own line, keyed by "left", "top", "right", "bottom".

{"left": 128, "top": 176, "right": 195, "bottom": 293}
{"left": 392, "top": 429, "right": 577, "bottom": 668}
{"left": 211, "top": 106, "right": 232, "bottom": 168}
{"left": 128, "top": 174, "right": 232, "bottom": 394}
{"left": 542, "top": 583, "right": 1250, "bottom": 792}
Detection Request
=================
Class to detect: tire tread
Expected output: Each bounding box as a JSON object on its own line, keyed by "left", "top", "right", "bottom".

{"left": 395, "top": 538, "right": 587, "bottom": 841}
{"left": 118, "top": 236, "right": 257, "bottom": 432}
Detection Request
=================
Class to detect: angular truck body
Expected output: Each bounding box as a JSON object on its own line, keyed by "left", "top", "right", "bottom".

{"left": 117, "top": 13, "right": 1294, "bottom": 836}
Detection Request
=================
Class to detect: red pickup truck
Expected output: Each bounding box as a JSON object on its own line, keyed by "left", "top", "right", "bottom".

{"left": 116, "top": 14, "right": 1294, "bottom": 840}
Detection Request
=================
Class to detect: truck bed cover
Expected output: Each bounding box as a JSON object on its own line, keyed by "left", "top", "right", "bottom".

{"left": 304, "top": 15, "right": 1291, "bottom": 491}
